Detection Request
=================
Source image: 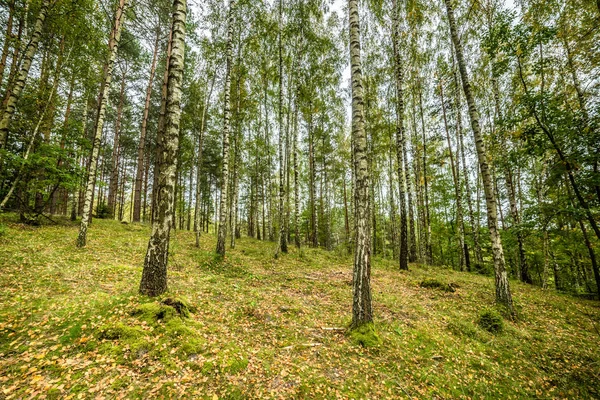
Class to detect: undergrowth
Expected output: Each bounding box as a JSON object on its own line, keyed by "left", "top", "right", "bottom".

{"left": 0, "top": 215, "right": 598, "bottom": 399}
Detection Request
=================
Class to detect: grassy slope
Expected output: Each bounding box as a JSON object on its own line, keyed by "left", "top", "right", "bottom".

{"left": 0, "top": 216, "right": 598, "bottom": 399}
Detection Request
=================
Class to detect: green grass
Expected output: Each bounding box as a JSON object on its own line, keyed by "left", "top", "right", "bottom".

{"left": 0, "top": 214, "right": 598, "bottom": 398}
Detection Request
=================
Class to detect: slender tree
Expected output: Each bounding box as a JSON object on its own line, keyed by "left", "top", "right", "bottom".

{"left": 77, "top": 0, "right": 129, "bottom": 247}
{"left": 444, "top": 0, "right": 513, "bottom": 312}
{"left": 139, "top": 0, "right": 186, "bottom": 296}
{"left": 391, "top": 0, "right": 408, "bottom": 270}
{"left": 216, "top": 0, "right": 235, "bottom": 257}
{"left": 349, "top": 0, "right": 373, "bottom": 329}
{"left": 0, "top": 0, "right": 50, "bottom": 161}
{"left": 276, "top": 0, "right": 288, "bottom": 257}
{"left": 133, "top": 27, "right": 161, "bottom": 223}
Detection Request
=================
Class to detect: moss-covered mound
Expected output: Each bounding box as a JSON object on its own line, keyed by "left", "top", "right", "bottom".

{"left": 94, "top": 298, "right": 205, "bottom": 366}
{"left": 420, "top": 278, "right": 458, "bottom": 292}
{"left": 348, "top": 323, "right": 381, "bottom": 347}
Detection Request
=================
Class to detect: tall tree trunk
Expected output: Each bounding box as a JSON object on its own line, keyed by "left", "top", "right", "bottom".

{"left": 1, "top": 6, "right": 24, "bottom": 118}
{"left": 293, "top": 89, "right": 300, "bottom": 248}
{"left": 440, "top": 79, "right": 466, "bottom": 270}
{"left": 195, "top": 72, "right": 215, "bottom": 246}
{"left": 388, "top": 147, "right": 398, "bottom": 261}
{"left": 55, "top": 72, "right": 76, "bottom": 215}
{"left": 108, "top": 69, "right": 127, "bottom": 218}
{"left": 275, "top": 0, "right": 288, "bottom": 256}
{"left": 349, "top": 0, "right": 373, "bottom": 329}
{"left": 308, "top": 102, "right": 318, "bottom": 247}
{"left": 77, "top": 0, "right": 128, "bottom": 247}
{"left": 263, "top": 78, "right": 274, "bottom": 242}
{"left": 231, "top": 130, "right": 240, "bottom": 245}
{"left": 410, "top": 92, "right": 425, "bottom": 262}
{"left": 133, "top": 28, "right": 160, "bottom": 223}
{"left": 445, "top": 0, "right": 513, "bottom": 312}
{"left": 404, "top": 131, "right": 417, "bottom": 262}
{"left": 187, "top": 164, "right": 192, "bottom": 230}
{"left": 454, "top": 58, "right": 481, "bottom": 270}
{"left": 0, "top": 1, "right": 15, "bottom": 89}
{"left": 391, "top": 0, "right": 408, "bottom": 270}
{"left": 230, "top": 55, "right": 242, "bottom": 249}
{"left": 417, "top": 81, "right": 432, "bottom": 264}
{"left": 152, "top": 27, "right": 174, "bottom": 225}
{"left": 535, "top": 166, "right": 549, "bottom": 288}
{"left": 139, "top": 0, "right": 186, "bottom": 296}
{"left": 216, "top": 0, "right": 235, "bottom": 256}
{"left": 505, "top": 168, "right": 531, "bottom": 283}
{"left": 0, "top": 0, "right": 49, "bottom": 160}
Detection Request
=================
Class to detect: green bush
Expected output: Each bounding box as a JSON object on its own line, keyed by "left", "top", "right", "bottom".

{"left": 0, "top": 223, "right": 6, "bottom": 237}
{"left": 478, "top": 308, "right": 504, "bottom": 333}
{"left": 95, "top": 202, "right": 111, "bottom": 219}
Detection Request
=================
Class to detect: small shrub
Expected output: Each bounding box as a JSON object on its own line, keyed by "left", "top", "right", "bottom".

{"left": 478, "top": 308, "right": 504, "bottom": 333}
{"left": 0, "top": 223, "right": 6, "bottom": 237}
{"left": 420, "top": 278, "right": 444, "bottom": 289}
{"left": 95, "top": 202, "right": 111, "bottom": 219}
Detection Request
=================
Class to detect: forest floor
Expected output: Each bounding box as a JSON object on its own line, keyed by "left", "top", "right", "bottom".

{"left": 0, "top": 215, "right": 599, "bottom": 399}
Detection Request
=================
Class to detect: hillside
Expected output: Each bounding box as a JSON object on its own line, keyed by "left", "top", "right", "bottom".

{"left": 0, "top": 216, "right": 598, "bottom": 399}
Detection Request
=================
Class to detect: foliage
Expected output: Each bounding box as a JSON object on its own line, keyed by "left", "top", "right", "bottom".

{"left": 95, "top": 202, "right": 112, "bottom": 219}
{"left": 478, "top": 308, "right": 504, "bottom": 334}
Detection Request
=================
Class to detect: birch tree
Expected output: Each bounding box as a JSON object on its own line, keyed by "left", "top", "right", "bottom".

{"left": 77, "top": 0, "right": 129, "bottom": 247}
{"left": 0, "top": 0, "right": 50, "bottom": 163}
{"left": 349, "top": 0, "right": 373, "bottom": 329}
{"left": 139, "top": 0, "right": 186, "bottom": 296}
{"left": 444, "top": 0, "right": 514, "bottom": 312}
{"left": 216, "top": 0, "right": 235, "bottom": 257}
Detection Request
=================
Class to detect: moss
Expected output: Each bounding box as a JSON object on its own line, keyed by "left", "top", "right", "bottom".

{"left": 98, "top": 323, "right": 144, "bottom": 340}
{"left": 131, "top": 302, "right": 178, "bottom": 324}
{"left": 420, "top": 278, "right": 457, "bottom": 292}
{"left": 60, "top": 322, "right": 83, "bottom": 344}
{"left": 129, "top": 338, "right": 151, "bottom": 356}
{"left": 179, "top": 337, "right": 205, "bottom": 357}
{"left": 226, "top": 357, "right": 249, "bottom": 374}
{"left": 161, "top": 297, "right": 195, "bottom": 317}
{"left": 164, "top": 318, "right": 195, "bottom": 337}
{"left": 348, "top": 323, "right": 381, "bottom": 347}
{"left": 478, "top": 308, "right": 504, "bottom": 333}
